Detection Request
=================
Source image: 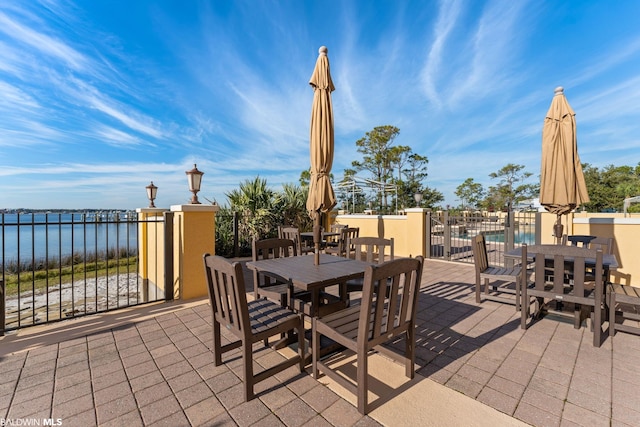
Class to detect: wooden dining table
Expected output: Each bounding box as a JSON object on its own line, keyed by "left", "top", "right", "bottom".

{"left": 246, "top": 253, "right": 371, "bottom": 317}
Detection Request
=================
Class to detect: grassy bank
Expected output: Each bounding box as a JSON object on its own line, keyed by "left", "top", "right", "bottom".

{"left": 3, "top": 255, "right": 138, "bottom": 297}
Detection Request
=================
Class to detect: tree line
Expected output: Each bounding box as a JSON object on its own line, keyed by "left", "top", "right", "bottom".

{"left": 212, "top": 125, "right": 639, "bottom": 256}
{"left": 455, "top": 163, "right": 640, "bottom": 213}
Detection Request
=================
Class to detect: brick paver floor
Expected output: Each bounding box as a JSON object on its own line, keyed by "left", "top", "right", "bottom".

{"left": 1, "top": 258, "right": 640, "bottom": 426}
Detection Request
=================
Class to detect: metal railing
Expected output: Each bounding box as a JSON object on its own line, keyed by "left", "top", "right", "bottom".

{"left": 428, "top": 211, "right": 539, "bottom": 266}
{"left": 1, "top": 211, "right": 171, "bottom": 335}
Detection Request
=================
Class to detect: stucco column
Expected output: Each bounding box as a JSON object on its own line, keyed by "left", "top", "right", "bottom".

{"left": 136, "top": 208, "right": 169, "bottom": 301}
{"left": 404, "top": 208, "right": 428, "bottom": 258}
{"left": 170, "top": 204, "right": 220, "bottom": 300}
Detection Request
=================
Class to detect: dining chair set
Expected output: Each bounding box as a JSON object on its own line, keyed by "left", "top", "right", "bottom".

{"left": 473, "top": 233, "right": 640, "bottom": 347}
{"left": 202, "top": 224, "right": 423, "bottom": 415}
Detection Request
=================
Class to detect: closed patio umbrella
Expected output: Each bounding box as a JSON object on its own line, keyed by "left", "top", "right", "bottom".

{"left": 540, "top": 87, "right": 589, "bottom": 244}
{"left": 306, "top": 46, "right": 337, "bottom": 265}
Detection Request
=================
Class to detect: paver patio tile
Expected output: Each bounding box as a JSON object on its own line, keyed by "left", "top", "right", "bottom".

{"left": 566, "top": 387, "right": 611, "bottom": 418}
{"left": 300, "top": 383, "right": 340, "bottom": 413}
{"left": 90, "top": 359, "right": 124, "bottom": 378}
{"left": 612, "top": 403, "right": 640, "bottom": 426}
{"left": 521, "top": 387, "right": 565, "bottom": 416}
{"left": 514, "top": 401, "right": 560, "bottom": 427}
{"left": 62, "top": 408, "right": 98, "bottom": 426}
{"left": 95, "top": 394, "right": 139, "bottom": 425}
{"left": 139, "top": 395, "right": 182, "bottom": 425}
{"left": 184, "top": 395, "right": 226, "bottom": 426}
{"left": 53, "top": 380, "right": 92, "bottom": 405}
{"left": 129, "top": 370, "right": 165, "bottom": 393}
{"left": 456, "top": 363, "right": 493, "bottom": 385}
{"left": 121, "top": 349, "right": 154, "bottom": 368}
{"left": 206, "top": 370, "right": 241, "bottom": 394}
{"left": 477, "top": 383, "right": 519, "bottom": 415}
{"left": 147, "top": 409, "right": 190, "bottom": 426}
{"left": 52, "top": 393, "right": 95, "bottom": 419}
{"left": 6, "top": 394, "right": 51, "bottom": 418}
{"left": 228, "top": 397, "right": 271, "bottom": 427}
{"left": 447, "top": 373, "right": 483, "bottom": 398}
{"left": 175, "top": 380, "right": 214, "bottom": 409}
{"left": 91, "top": 367, "right": 127, "bottom": 391}
{"left": 528, "top": 375, "right": 568, "bottom": 401}
{"left": 273, "top": 396, "right": 317, "bottom": 427}
{"left": 135, "top": 381, "right": 173, "bottom": 407}
{"left": 12, "top": 379, "right": 53, "bottom": 402}
{"left": 54, "top": 368, "right": 91, "bottom": 390}
{"left": 561, "top": 402, "right": 610, "bottom": 427}
{"left": 125, "top": 360, "right": 157, "bottom": 379}
{"left": 100, "top": 409, "right": 144, "bottom": 427}
{"left": 93, "top": 380, "right": 132, "bottom": 405}
{"left": 321, "top": 398, "right": 365, "bottom": 427}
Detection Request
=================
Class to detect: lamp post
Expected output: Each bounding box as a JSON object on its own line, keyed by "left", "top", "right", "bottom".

{"left": 145, "top": 181, "right": 158, "bottom": 208}
{"left": 185, "top": 164, "right": 204, "bottom": 204}
{"left": 414, "top": 192, "right": 423, "bottom": 207}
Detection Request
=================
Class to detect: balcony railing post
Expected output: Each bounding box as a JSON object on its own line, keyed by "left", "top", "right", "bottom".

{"left": 1, "top": 279, "right": 4, "bottom": 336}
{"left": 164, "top": 211, "right": 174, "bottom": 301}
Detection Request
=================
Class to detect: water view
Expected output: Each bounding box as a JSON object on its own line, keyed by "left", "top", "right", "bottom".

{"left": 1, "top": 212, "right": 138, "bottom": 263}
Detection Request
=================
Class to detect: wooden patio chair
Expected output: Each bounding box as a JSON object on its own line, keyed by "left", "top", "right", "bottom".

{"left": 325, "top": 223, "right": 348, "bottom": 249}
{"left": 521, "top": 244, "right": 604, "bottom": 347}
{"left": 608, "top": 283, "right": 640, "bottom": 337}
{"left": 278, "top": 225, "right": 313, "bottom": 255}
{"left": 312, "top": 256, "right": 424, "bottom": 415}
{"left": 252, "top": 238, "right": 303, "bottom": 307}
{"left": 202, "top": 254, "right": 305, "bottom": 401}
{"left": 472, "top": 234, "right": 526, "bottom": 310}
{"left": 325, "top": 227, "right": 359, "bottom": 257}
{"left": 344, "top": 236, "right": 394, "bottom": 295}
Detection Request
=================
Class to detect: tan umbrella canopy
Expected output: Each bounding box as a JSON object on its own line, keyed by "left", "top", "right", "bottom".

{"left": 540, "top": 87, "right": 589, "bottom": 243}
{"left": 306, "top": 46, "right": 337, "bottom": 264}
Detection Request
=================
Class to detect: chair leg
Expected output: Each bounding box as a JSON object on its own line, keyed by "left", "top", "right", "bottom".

{"left": 312, "top": 318, "right": 320, "bottom": 379}
{"left": 593, "top": 302, "right": 602, "bottom": 347}
{"left": 297, "top": 315, "right": 305, "bottom": 373}
{"left": 356, "top": 348, "right": 368, "bottom": 415}
{"left": 609, "top": 288, "right": 616, "bottom": 337}
{"left": 242, "top": 340, "right": 254, "bottom": 401}
{"left": 213, "top": 320, "right": 223, "bottom": 366}
{"left": 405, "top": 329, "right": 415, "bottom": 379}
{"left": 475, "top": 275, "right": 481, "bottom": 303}
{"left": 520, "top": 287, "right": 528, "bottom": 329}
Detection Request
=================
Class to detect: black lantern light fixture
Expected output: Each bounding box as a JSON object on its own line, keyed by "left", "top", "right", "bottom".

{"left": 414, "top": 192, "right": 423, "bottom": 207}
{"left": 146, "top": 181, "right": 158, "bottom": 208}
{"left": 185, "top": 164, "right": 204, "bottom": 204}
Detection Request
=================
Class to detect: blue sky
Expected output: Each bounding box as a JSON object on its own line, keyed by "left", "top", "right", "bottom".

{"left": 1, "top": 1, "right": 639, "bottom": 210}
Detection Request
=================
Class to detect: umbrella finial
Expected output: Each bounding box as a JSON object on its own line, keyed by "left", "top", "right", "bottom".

{"left": 554, "top": 86, "right": 564, "bottom": 95}
{"left": 319, "top": 46, "right": 328, "bottom": 56}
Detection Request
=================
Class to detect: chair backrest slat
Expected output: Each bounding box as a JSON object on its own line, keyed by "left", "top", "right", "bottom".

{"left": 589, "top": 236, "right": 613, "bottom": 255}
{"left": 204, "top": 254, "right": 250, "bottom": 338}
{"left": 350, "top": 236, "right": 394, "bottom": 264}
{"left": 358, "top": 257, "right": 423, "bottom": 347}
{"left": 278, "top": 226, "right": 305, "bottom": 256}
{"left": 472, "top": 235, "right": 489, "bottom": 271}
{"left": 527, "top": 244, "right": 603, "bottom": 298}
{"left": 252, "top": 238, "right": 296, "bottom": 292}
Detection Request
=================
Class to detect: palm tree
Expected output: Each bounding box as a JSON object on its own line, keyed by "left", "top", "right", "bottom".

{"left": 226, "top": 176, "right": 277, "bottom": 241}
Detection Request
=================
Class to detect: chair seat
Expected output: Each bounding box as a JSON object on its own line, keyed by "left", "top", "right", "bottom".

{"left": 247, "top": 298, "right": 302, "bottom": 340}
{"left": 608, "top": 284, "right": 640, "bottom": 337}
{"left": 481, "top": 265, "right": 522, "bottom": 280}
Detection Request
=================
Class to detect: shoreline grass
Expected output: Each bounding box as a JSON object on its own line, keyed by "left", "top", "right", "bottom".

{"left": 3, "top": 249, "right": 138, "bottom": 297}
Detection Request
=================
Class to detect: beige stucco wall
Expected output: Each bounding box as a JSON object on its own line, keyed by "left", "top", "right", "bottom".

{"left": 334, "top": 209, "right": 427, "bottom": 258}
{"left": 137, "top": 208, "right": 168, "bottom": 300}
{"left": 338, "top": 209, "right": 639, "bottom": 286}
{"left": 171, "top": 204, "right": 219, "bottom": 300}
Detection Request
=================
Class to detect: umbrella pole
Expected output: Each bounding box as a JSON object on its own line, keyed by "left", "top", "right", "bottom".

{"left": 554, "top": 214, "right": 564, "bottom": 245}
{"left": 313, "top": 210, "right": 321, "bottom": 265}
